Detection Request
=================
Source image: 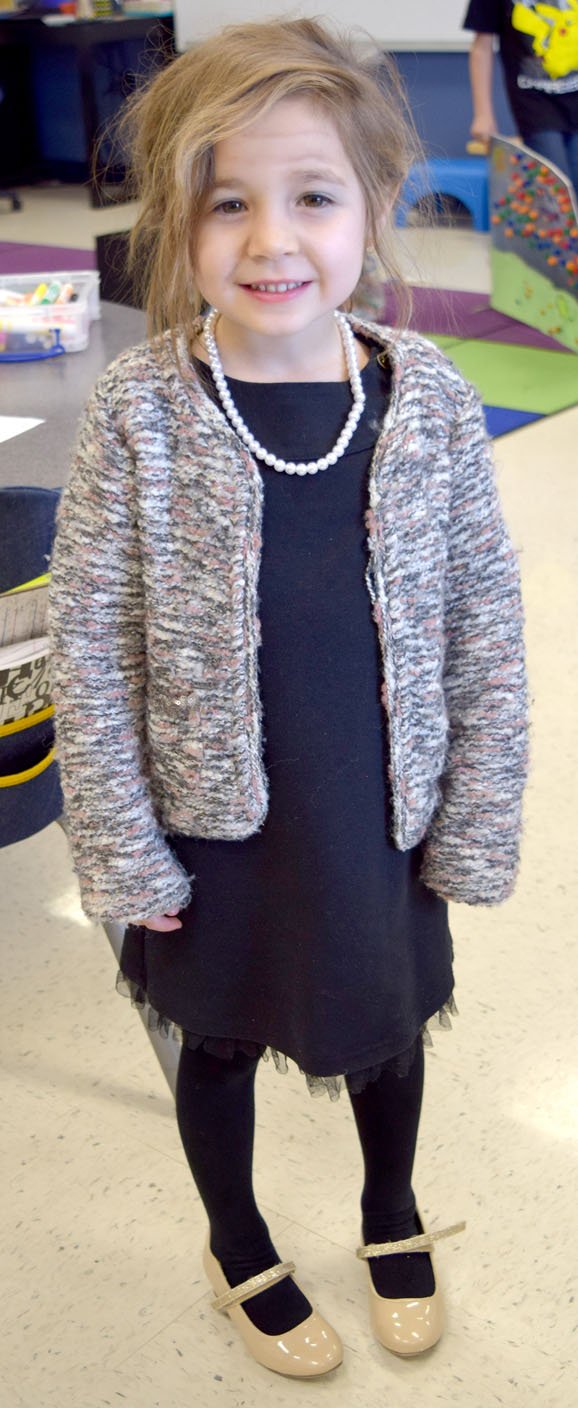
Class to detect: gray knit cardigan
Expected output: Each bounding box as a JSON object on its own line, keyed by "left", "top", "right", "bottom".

{"left": 48, "top": 315, "right": 528, "bottom": 923}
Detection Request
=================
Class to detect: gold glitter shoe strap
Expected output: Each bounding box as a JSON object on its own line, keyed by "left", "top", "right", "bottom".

{"left": 210, "top": 1260, "right": 297, "bottom": 1312}
{"left": 356, "top": 1220, "right": 466, "bottom": 1260}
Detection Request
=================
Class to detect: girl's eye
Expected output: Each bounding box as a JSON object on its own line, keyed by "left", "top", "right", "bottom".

{"left": 299, "top": 192, "right": 333, "bottom": 208}
{"left": 212, "top": 199, "right": 245, "bottom": 215}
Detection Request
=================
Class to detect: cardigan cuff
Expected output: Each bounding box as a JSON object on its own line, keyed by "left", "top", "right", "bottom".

{"left": 420, "top": 839, "right": 520, "bottom": 907}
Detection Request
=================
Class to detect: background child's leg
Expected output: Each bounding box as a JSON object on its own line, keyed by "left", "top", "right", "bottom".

{"left": 564, "top": 132, "right": 578, "bottom": 194}
{"left": 175, "top": 1043, "right": 312, "bottom": 1333}
{"left": 347, "top": 1037, "right": 435, "bottom": 1297}
{"left": 519, "top": 129, "right": 572, "bottom": 181}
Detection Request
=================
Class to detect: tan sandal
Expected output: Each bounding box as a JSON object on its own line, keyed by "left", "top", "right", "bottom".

{"left": 203, "top": 1237, "right": 343, "bottom": 1378}
{"left": 357, "top": 1216, "right": 465, "bottom": 1356}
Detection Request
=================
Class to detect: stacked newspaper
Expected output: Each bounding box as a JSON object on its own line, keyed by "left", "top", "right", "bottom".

{"left": 0, "top": 574, "right": 51, "bottom": 730}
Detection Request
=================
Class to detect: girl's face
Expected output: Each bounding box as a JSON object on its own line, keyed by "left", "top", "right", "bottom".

{"left": 193, "top": 96, "right": 369, "bottom": 373}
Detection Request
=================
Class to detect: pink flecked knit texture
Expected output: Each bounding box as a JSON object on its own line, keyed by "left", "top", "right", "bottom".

{"left": 48, "top": 315, "right": 528, "bottom": 923}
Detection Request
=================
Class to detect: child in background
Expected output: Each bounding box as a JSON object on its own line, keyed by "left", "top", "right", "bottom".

{"left": 465, "top": 1, "right": 578, "bottom": 190}
{"left": 49, "top": 17, "right": 528, "bottom": 1381}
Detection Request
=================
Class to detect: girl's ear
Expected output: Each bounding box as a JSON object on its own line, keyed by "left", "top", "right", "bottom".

{"left": 376, "top": 184, "right": 401, "bottom": 235}
{"left": 365, "top": 189, "right": 398, "bottom": 254}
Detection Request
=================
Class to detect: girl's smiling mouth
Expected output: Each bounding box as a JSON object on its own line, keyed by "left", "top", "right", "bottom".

{"left": 240, "top": 279, "right": 311, "bottom": 300}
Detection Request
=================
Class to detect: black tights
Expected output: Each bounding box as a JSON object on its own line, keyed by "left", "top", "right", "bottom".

{"left": 348, "top": 1038, "right": 435, "bottom": 1298}
{"left": 175, "top": 1037, "right": 432, "bottom": 1335}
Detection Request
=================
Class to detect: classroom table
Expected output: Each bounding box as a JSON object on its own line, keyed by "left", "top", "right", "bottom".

{"left": 0, "top": 14, "right": 175, "bottom": 203}
{"left": 0, "top": 300, "right": 146, "bottom": 488}
{"left": 0, "top": 300, "right": 179, "bottom": 1095}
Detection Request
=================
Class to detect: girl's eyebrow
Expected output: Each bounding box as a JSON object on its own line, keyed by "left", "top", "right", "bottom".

{"left": 210, "top": 166, "right": 347, "bottom": 193}
{"left": 294, "top": 168, "right": 347, "bottom": 186}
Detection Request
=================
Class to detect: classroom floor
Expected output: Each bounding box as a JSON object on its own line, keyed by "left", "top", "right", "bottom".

{"left": 1, "top": 188, "right": 576, "bottom": 1408}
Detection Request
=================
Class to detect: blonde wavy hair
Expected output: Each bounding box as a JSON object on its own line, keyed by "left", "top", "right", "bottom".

{"left": 118, "top": 16, "right": 422, "bottom": 348}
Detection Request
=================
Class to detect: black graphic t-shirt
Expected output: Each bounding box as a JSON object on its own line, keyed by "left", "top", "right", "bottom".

{"left": 464, "top": 1, "right": 578, "bottom": 132}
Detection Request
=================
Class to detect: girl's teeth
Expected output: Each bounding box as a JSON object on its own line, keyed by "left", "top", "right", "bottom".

{"left": 251, "top": 281, "right": 303, "bottom": 292}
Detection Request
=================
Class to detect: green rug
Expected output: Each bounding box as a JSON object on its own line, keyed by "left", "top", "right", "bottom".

{"left": 431, "top": 335, "right": 578, "bottom": 415}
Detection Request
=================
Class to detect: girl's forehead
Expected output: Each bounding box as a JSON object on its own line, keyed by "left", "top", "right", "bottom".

{"left": 212, "top": 96, "right": 353, "bottom": 175}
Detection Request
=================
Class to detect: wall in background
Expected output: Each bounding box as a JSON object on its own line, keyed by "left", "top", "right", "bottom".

{"left": 29, "top": 45, "right": 512, "bottom": 170}
{"left": 396, "top": 51, "right": 511, "bottom": 159}
{"left": 173, "top": 0, "right": 474, "bottom": 51}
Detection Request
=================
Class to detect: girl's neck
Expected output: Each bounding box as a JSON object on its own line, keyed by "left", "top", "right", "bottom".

{"left": 194, "top": 311, "right": 369, "bottom": 384}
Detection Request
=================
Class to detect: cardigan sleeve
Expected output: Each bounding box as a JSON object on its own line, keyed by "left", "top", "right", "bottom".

{"left": 420, "top": 380, "right": 529, "bottom": 905}
{"left": 48, "top": 371, "right": 192, "bottom": 924}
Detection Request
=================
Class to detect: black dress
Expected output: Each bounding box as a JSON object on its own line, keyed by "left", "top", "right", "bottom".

{"left": 119, "top": 344, "right": 455, "bottom": 1099}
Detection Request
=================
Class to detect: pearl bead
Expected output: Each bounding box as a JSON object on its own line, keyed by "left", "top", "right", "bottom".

{"left": 295, "top": 464, "right": 308, "bottom": 476}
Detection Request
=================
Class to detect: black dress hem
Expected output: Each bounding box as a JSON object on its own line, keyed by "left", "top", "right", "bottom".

{"left": 116, "top": 970, "right": 457, "bottom": 1101}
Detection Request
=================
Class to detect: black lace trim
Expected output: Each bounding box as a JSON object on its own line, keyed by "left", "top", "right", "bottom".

{"left": 116, "top": 971, "right": 457, "bottom": 1101}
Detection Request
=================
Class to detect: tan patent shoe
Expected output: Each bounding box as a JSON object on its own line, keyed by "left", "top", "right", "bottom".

{"left": 203, "top": 1238, "right": 343, "bottom": 1378}
{"left": 357, "top": 1216, "right": 465, "bottom": 1357}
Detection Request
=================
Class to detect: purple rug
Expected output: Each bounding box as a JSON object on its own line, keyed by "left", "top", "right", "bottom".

{"left": 0, "top": 242, "right": 96, "bottom": 276}
{"left": 381, "top": 285, "right": 569, "bottom": 352}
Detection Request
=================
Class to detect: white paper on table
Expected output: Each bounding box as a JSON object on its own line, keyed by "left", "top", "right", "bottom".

{"left": 0, "top": 416, "right": 44, "bottom": 445}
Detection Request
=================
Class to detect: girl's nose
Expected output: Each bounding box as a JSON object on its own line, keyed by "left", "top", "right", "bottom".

{"left": 246, "top": 211, "right": 298, "bottom": 260}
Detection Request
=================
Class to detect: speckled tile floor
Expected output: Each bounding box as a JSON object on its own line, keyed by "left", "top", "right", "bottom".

{"left": 1, "top": 190, "right": 576, "bottom": 1407}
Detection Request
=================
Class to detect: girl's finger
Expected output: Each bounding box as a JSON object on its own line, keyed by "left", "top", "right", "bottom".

{"left": 137, "top": 912, "right": 183, "bottom": 931}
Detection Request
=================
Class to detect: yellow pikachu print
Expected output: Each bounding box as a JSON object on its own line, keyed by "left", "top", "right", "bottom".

{"left": 512, "top": 2, "right": 578, "bottom": 79}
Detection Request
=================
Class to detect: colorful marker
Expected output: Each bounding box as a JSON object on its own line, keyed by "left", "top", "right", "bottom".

{"left": 28, "top": 283, "right": 49, "bottom": 305}
{"left": 0, "top": 289, "right": 27, "bottom": 306}
{"left": 54, "top": 283, "right": 75, "bottom": 305}
{"left": 40, "top": 281, "right": 63, "bottom": 305}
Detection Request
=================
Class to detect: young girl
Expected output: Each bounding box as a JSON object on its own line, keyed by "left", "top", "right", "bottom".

{"left": 48, "top": 16, "right": 528, "bottom": 1382}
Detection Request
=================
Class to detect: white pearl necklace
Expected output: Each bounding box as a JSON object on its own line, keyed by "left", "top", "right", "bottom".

{"left": 203, "top": 307, "right": 366, "bottom": 476}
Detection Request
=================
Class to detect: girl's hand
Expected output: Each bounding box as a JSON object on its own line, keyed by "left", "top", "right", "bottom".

{"left": 137, "top": 909, "right": 183, "bottom": 932}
